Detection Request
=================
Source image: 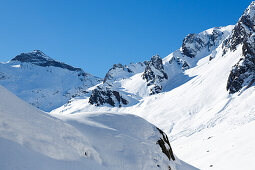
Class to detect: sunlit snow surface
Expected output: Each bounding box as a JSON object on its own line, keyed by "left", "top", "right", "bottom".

{"left": 52, "top": 25, "right": 255, "bottom": 169}
{"left": 1, "top": 8, "right": 255, "bottom": 169}
{"left": 0, "top": 85, "right": 196, "bottom": 170}
{"left": 0, "top": 59, "right": 101, "bottom": 111}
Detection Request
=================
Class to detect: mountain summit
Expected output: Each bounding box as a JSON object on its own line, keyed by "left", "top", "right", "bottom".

{"left": 0, "top": 50, "right": 102, "bottom": 111}
{"left": 11, "top": 50, "right": 82, "bottom": 72}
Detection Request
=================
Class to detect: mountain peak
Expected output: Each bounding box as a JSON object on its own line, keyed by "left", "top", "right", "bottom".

{"left": 150, "top": 54, "right": 164, "bottom": 70}
{"left": 30, "top": 50, "right": 52, "bottom": 59}
{"left": 243, "top": 1, "right": 255, "bottom": 18}
{"left": 237, "top": 1, "right": 255, "bottom": 29}
{"left": 11, "top": 50, "right": 52, "bottom": 63}
{"left": 222, "top": 2, "right": 255, "bottom": 53}
{"left": 11, "top": 50, "right": 82, "bottom": 72}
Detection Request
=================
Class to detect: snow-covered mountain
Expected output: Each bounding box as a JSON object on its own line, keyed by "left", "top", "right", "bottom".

{"left": 85, "top": 26, "right": 233, "bottom": 107}
{"left": 2, "top": 1, "right": 255, "bottom": 170}
{"left": 50, "top": 2, "right": 255, "bottom": 169}
{"left": 0, "top": 50, "right": 102, "bottom": 111}
{"left": 0, "top": 85, "right": 196, "bottom": 170}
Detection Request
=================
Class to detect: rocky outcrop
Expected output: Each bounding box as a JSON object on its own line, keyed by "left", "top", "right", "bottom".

{"left": 181, "top": 33, "right": 206, "bottom": 58}
{"left": 181, "top": 28, "right": 224, "bottom": 58}
{"left": 89, "top": 61, "right": 148, "bottom": 107}
{"left": 142, "top": 55, "right": 168, "bottom": 95}
{"left": 89, "top": 86, "right": 128, "bottom": 107}
{"left": 156, "top": 127, "right": 175, "bottom": 161}
{"left": 225, "top": 2, "right": 255, "bottom": 93}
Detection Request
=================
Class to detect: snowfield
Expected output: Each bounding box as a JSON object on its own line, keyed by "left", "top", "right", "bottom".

{"left": 172, "top": 119, "right": 255, "bottom": 170}
{"left": 0, "top": 85, "right": 196, "bottom": 170}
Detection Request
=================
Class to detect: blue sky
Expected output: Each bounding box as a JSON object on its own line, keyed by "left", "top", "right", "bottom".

{"left": 0, "top": 0, "right": 252, "bottom": 77}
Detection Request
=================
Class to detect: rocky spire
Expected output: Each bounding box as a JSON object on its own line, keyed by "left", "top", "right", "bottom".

{"left": 142, "top": 55, "right": 168, "bottom": 95}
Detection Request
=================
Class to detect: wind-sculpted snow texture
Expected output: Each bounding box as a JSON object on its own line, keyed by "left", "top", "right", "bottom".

{"left": 0, "top": 50, "right": 102, "bottom": 111}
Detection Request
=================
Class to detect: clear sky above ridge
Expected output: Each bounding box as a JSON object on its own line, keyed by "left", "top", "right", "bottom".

{"left": 0, "top": 0, "right": 252, "bottom": 77}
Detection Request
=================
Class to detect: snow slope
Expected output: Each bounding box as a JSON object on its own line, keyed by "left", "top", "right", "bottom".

{"left": 172, "top": 118, "right": 255, "bottom": 170}
{"left": 0, "top": 85, "right": 196, "bottom": 170}
{"left": 0, "top": 50, "right": 102, "bottom": 111}
{"left": 52, "top": 2, "right": 255, "bottom": 169}
{"left": 0, "top": 85, "right": 103, "bottom": 170}
{"left": 51, "top": 33, "right": 255, "bottom": 170}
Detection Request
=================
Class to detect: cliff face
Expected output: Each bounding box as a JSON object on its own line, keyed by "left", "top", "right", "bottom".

{"left": 225, "top": 2, "right": 255, "bottom": 93}
{"left": 142, "top": 55, "right": 168, "bottom": 95}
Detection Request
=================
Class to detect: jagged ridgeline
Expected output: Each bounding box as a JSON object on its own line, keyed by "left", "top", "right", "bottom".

{"left": 88, "top": 25, "right": 232, "bottom": 107}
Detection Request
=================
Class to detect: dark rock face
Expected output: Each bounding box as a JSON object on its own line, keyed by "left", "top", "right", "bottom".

{"left": 225, "top": 2, "right": 255, "bottom": 93}
{"left": 142, "top": 55, "right": 168, "bottom": 95}
{"left": 150, "top": 54, "right": 165, "bottom": 70}
{"left": 181, "top": 33, "right": 206, "bottom": 58}
{"left": 89, "top": 86, "right": 128, "bottom": 107}
{"left": 209, "top": 29, "right": 224, "bottom": 49}
{"left": 227, "top": 40, "right": 255, "bottom": 93}
{"left": 181, "top": 28, "right": 224, "bottom": 58}
{"left": 223, "top": 13, "right": 255, "bottom": 53}
{"left": 156, "top": 127, "right": 175, "bottom": 161}
{"left": 11, "top": 50, "right": 82, "bottom": 72}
